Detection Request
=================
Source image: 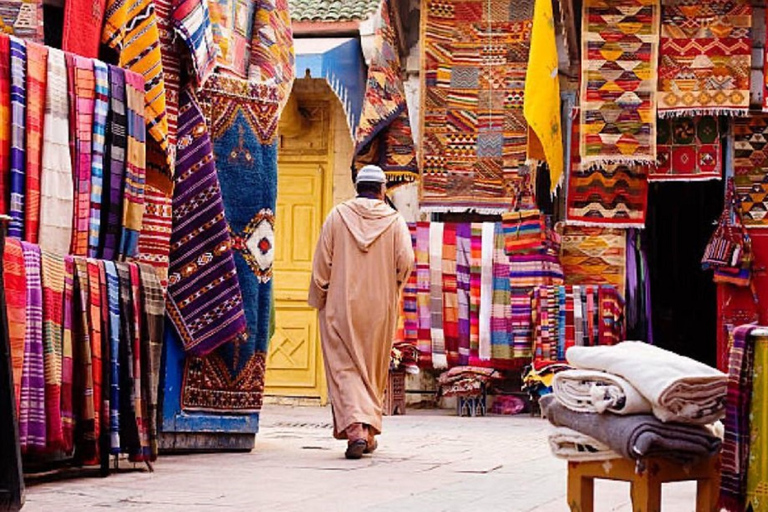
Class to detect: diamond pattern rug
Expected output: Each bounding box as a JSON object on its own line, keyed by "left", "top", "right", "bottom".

{"left": 649, "top": 116, "right": 722, "bottom": 181}
{"left": 733, "top": 115, "right": 768, "bottom": 228}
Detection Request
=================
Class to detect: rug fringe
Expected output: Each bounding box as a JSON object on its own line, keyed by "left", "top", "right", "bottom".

{"left": 420, "top": 206, "right": 510, "bottom": 215}
{"left": 647, "top": 175, "right": 723, "bottom": 183}
{"left": 658, "top": 108, "right": 750, "bottom": 118}
{"left": 431, "top": 353, "right": 448, "bottom": 370}
{"left": 581, "top": 156, "right": 656, "bottom": 170}
{"left": 565, "top": 219, "right": 645, "bottom": 230}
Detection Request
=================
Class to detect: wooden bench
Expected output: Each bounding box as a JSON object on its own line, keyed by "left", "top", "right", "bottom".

{"left": 567, "top": 455, "right": 720, "bottom": 512}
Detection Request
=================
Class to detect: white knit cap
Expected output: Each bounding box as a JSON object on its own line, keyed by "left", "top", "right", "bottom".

{"left": 355, "top": 165, "right": 386, "bottom": 184}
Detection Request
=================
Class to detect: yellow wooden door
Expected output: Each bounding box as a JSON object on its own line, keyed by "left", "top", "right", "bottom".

{"left": 265, "top": 163, "right": 328, "bottom": 402}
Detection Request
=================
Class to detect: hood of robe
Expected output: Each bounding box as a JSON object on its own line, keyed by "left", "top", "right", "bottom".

{"left": 337, "top": 198, "right": 400, "bottom": 252}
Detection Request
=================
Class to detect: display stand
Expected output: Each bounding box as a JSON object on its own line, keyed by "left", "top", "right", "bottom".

{"left": 158, "top": 324, "right": 258, "bottom": 452}
{"left": 0, "top": 219, "right": 25, "bottom": 511}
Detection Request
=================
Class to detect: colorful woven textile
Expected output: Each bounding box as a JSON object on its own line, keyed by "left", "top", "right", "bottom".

{"left": 85, "top": 259, "right": 103, "bottom": 464}
{"left": 24, "top": 42, "right": 46, "bottom": 244}
{"left": 153, "top": 0, "right": 180, "bottom": 158}
{"left": 561, "top": 225, "right": 627, "bottom": 293}
{"left": 62, "top": 0, "right": 106, "bottom": 58}
{"left": 353, "top": 0, "right": 417, "bottom": 188}
{"left": 501, "top": 210, "right": 546, "bottom": 255}
{"left": 101, "top": 65, "right": 126, "bottom": 260}
{"left": 60, "top": 255, "right": 75, "bottom": 453}
{"left": 659, "top": 0, "right": 751, "bottom": 117}
{"left": 172, "top": 0, "right": 217, "bottom": 86}
{"left": 102, "top": 0, "right": 170, "bottom": 169}
{"left": 415, "top": 222, "right": 432, "bottom": 365}
{"left": 508, "top": 249, "right": 564, "bottom": 288}
{"left": 181, "top": 75, "right": 278, "bottom": 412}
{"left": 420, "top": 0, "right": 534, "bottom": 212}
{"left": 0, "top": 35, "right": 9, "bottom": 216}
{"left": 733, "top": 115, "right": 768, "bottom": 228}
{"left": 510, "top": 287, "right": 533, "bottom": 359}
{"left": 249, "top": 0, "right": 294, "bottom": 110}
{"left": 456, "top": 223, "right": 471, "bottom": 365}
{"left": 8, "top": 37, "right": 25, "bottom": 239}
{"left": 103, "top": 261, "right": 121, "bottom": 453}
{"left": 129, "top": 263, "right": 150, "bottom": 463}
{"left": 567, "top": 117, "right": 649, "bottom": 228}
{"left": 4, "top": 237, "right": 24, "bottom": 412}
{"left": 120, "top": 71, "right": 147, "bottom": 258}
{"left": 208, "top": 0, "right": 255, "bottom": 78}
{"left": 524, "top": 0, "right": 563, "bottom": 191}
{"left": 40, "top": 250, "right": 64, "bottom": 449}
{"left": 89, "top": 61, "right": 109, "bottom": 257}
{"left": 490, "top": 223, "right": 512, "bottom": 361}
{"left": 402, "top": 224, "right": 419, "bottom": 345}
{"left": 650, "top": 116, "right": 722, "bottom": 182}
{"left": 429, "top": 221, "right": 446, "bottom": 368}
{"left": 72, "top": 258, "right": 97, "bottom": 463}
{"left": 136, "top": 177, "right": 173, "bottom": 286}
{"left": 747, "top": 336, "right": 768, "bottom": 511}
{"left": 39, "top": 48, "right": 73, "bottom": 255}
{"left": 478, "top": 222, "right": 494, "bottom": 361}
{"left": 167, "top": 88, "right": 247, "bottom": 356}
{"left": 442, "top": 223, "right": 459, "bottom": 366}
{"left": 69, "top": 56, "right": 95, "bottom": 257}
{"left": 720, "top": 324, "right": 758, "bottom": 512}
{"left": 19, "top": 242, "right": 45, "bottom": 452}
{"left": 0, "top": 0, "right": 43, "bottom": 42}
{"left": 138, "top": 264, "right": 163, "bottom": 461}
{"left": 580, "top": 0, "right": 659, "bottom": 168}
{"left": 469, "top": 223, "right": 482, "bottom": 361}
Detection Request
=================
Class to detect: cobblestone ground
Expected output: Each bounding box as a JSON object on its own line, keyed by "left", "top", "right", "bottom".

{"left": 24, "top": 404, "right": 698, "bottom": 511}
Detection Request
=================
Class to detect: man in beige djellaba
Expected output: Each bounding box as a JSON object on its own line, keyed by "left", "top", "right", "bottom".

{"left": 308, "top": 165, "right": 415, "bottom": 460}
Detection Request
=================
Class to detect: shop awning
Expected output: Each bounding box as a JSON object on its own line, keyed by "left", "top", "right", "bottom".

{"left": 295, "top": 37, "right": 366, "bottom": 135}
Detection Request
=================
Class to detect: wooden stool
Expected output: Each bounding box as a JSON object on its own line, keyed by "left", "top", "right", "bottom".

{"left": 383, "top": 369, "right": 406, "bottom": 416}
{"left": 567, "top": 455, "right": 720, "bottom": 512}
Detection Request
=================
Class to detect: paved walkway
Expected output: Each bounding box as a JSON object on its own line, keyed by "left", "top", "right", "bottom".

{"left": 25, "top": 405, "right": 698, "bottom": 511}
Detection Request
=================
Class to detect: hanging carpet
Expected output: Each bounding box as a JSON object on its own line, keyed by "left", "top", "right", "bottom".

{"left": 659, "top": 0, "right": 752, "bottom": 118}
{"left": 560, "top": 225, "right": 627, "bottom": 294}
{"left": 181, "top": 75, "right": 278, "bottom": 413}
{"left": 580, "top": 0, "right": 659, "bottom": 168}
{"left": 650, "top": 115, "right": 722, "bottom": 182}
{"left": 733, "top": 115, "right": 768, "bottom": 228}
{"left": 419, "top": 0, "right": 534, "bottom": 212}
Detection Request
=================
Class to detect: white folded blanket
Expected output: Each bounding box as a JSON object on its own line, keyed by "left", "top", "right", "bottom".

{"left": 553, "top": 369, "right": 652, "bottom": 415}
{"left": 566, "top": 342, "right": 727, "bottom": 425}
{"left": 548, "top": 426, "right": 621, "bottom": 461}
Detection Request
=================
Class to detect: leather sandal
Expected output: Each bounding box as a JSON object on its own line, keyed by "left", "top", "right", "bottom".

{"left": 364, "top": 438, "right": 378, "bottom": 454}
{"left": 345, "top": 439, "right": 367, "bottom": 460}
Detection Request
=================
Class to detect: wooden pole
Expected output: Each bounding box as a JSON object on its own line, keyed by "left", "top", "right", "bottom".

{"left": 0, "top": 216, "right": 24, "bottom": 511}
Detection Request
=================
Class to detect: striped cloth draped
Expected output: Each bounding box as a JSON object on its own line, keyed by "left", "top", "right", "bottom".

{"left": 154, "top": 0, "right": 180, "bottom": 158}
{"left": 469, "top": 223, "right": 482, "bottom": 362}
{"left": 86, "top": 259, "right": 104, "bottom": 464}
{"left": 490, "top": 223, "right": 512, "bottom": 361}
{"left": 429, "top": 222, "right": 446, "bottom": 369}
{"left": 24, "top": 42, "right": 47, "bottom": 244}
{"left": 0, "top": 35, "right": 10, "bottom": 215}
{"left": 19, "top": 242, "right": 45, "bottom": 452}
{"left": 167, "top": 88, "right": 247, "bottom": 355}
{"left": 720, "top": 324, "right": 759, "bottom": 512}
{"left": 61, "top": 255, "right": 75, "bottom": 453}
{"left": 8, "top": 37, "right": 26, "bottom": 239}
{"left": 72, "top": 258, "right": 97, "bottom": 464}
{"left": 120, "top": 71, "right": 147, "bottom": 259}
{"left": 456, "top": 223, "right": 471, "bottom": 365}
{"left": 101, "top": 65, "right": 126, "bottom": 260}
{"left": 510, "top": 287, "right": 533, "bottom": 359}
{"left": 138, "top": 264, "right": 163, "bottom": 461}
{"left": 103, "top": 261, "right": 121, "bottom": 453}
{"left": 478, "top": 223, "right": 495, "bottom": 361}
{"left": 102, "top": 0, "right": 170, "bottom": 171}
{"left": 96, "top": 261, "right": 109, "bottom": 457}
{"left": 39, "top": 48, "right": 74, "bottom": 255}
{"left": 442, "top": 224, "right": 459, "bottom": 366}
{"left": 128, "top": 263, "right": 150, "bottom": 463}
{"left": 90, "top": 61, "right": 109, "bottom": 257}
{"left": 40, "top": 250, "right": 65, "bottom": 450}
{"left": 136, "top": 179, "right": 173, "bottom": 286}
{"left": 172, "top": 0, "right": 217, "bottom": 85}
{"left": 415, "top": 222, "right": 431, "bottom": 365}
{"left": 402, "top": 224, "right": 418, "bottom": 344}
{"left": 3, "top": 237, "right": 25, "bottom": 412}
{"left": 62, "top": 0, "right": 107, "bottom": 58}
{"left": 69, "top": 56, "right": 95, "bottom": 257}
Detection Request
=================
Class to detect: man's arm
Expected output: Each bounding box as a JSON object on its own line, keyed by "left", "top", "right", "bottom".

{"left": 308, "top": 213, "right": 334, "bottom": 310}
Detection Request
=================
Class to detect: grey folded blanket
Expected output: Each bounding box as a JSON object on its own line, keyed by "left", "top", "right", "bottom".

{"left": 540, "top": 395, "right": 721, "bottom": 464}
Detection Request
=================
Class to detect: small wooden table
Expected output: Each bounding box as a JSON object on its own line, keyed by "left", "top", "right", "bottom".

{"left": 567, "top": 455, "right": 720, "bottom": 512}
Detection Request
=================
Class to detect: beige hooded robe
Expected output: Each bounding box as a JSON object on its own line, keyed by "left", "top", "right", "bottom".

{"left": 308, "top": 198, "right": 414, "bottom": 438}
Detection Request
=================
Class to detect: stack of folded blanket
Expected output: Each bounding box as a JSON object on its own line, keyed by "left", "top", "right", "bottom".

{"left": 543, "top": 341, "right": 727, "bottom": 464}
